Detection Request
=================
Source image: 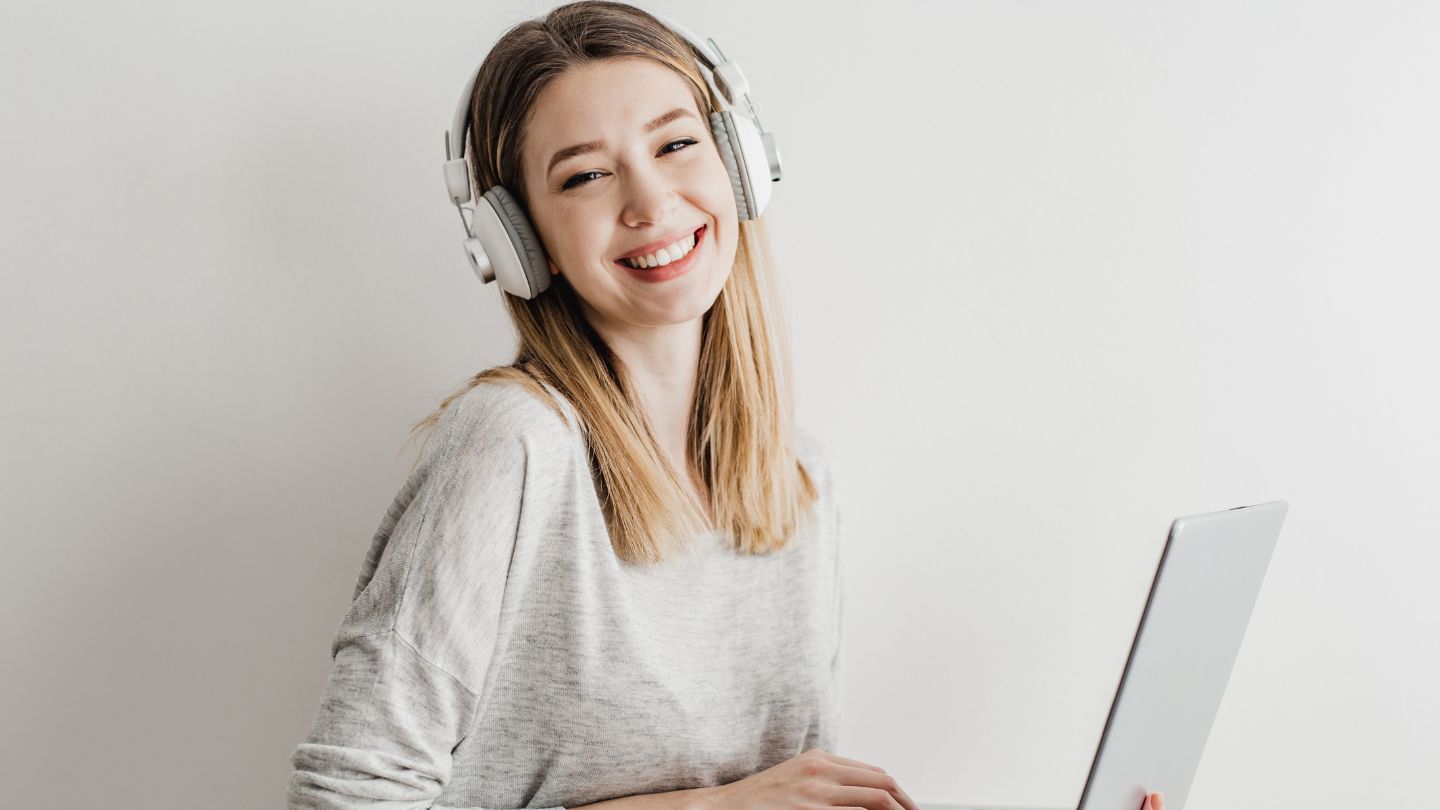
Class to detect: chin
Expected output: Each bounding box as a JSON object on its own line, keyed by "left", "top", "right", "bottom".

{"left": 629, "top": 297, "right": 716, "bottom": 326}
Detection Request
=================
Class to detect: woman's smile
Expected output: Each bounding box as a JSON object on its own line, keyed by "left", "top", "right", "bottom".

{"left": 614, "top": 224, "right": 706, "bottom": 283}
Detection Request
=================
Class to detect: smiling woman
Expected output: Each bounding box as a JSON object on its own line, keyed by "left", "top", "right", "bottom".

{"left": 285, "top": 3, "right": 908, "bottom": 810}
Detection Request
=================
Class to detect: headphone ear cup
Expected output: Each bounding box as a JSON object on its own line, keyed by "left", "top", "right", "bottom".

{"left": 709, "top": 111, "right": 752, "bottom": 220}
{"left": 708, "top": 109, "right": 774, "bottom": 221}
{"left": 480, "top": 186, "right": 551, "bottom": 299}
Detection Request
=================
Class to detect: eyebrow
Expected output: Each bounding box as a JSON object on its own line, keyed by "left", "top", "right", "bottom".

{"left": 545, "top": 107, "right": 698, "bottom": 177}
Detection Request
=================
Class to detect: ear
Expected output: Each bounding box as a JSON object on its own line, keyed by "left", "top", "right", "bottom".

{"left": 548, "top": 257, "right": 560, "bottom": 276}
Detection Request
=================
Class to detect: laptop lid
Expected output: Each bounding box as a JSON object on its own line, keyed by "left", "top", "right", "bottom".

{"left": 1074, "top": 500, "right": 1289, "bottom": 810}
{"left": 919, "top": 500, "right": 1288, "bottom": 810}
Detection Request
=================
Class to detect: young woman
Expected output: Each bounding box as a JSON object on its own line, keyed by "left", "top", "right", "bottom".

{"left": 287, "top": 4, "right": 1162, "bottom": 810}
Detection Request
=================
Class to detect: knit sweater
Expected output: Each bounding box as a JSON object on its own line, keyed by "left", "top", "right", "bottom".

{"left": 286, "top": 380, "right": 844, "bottom": 809}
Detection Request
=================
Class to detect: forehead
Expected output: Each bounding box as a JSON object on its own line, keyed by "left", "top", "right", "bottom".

{"left": 524, "top": 57, "right": 702, "bottom": 168}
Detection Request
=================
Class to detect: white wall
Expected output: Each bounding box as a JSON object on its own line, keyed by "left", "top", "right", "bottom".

{"left": 2, "top": 1, "right": 1434, "bottom": 808}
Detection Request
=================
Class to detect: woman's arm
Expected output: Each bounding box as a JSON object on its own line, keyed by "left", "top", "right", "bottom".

{"left": 288, "top": 392, "right": 536, "bottom": 808}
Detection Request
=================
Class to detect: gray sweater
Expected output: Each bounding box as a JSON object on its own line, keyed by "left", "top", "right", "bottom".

{"left": 287, "top": 380, "right": 844, "bottom": 809}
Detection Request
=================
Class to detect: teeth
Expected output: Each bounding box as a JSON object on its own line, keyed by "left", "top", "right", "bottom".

{"left": 622, "top": 231, "right": 697, "bottom": 269}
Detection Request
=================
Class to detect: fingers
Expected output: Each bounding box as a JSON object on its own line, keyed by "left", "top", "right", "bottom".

{"left": 891, "top": 782, "right": 921, "bottom": 810}
{"left": 817, "top": 751, "right": 889, "bottom": 773}
{"left": 830, "top": 784, "right": 915, "bottom": 810}
{"left": 829, "top": 764, "right": 921, "bottom": 810}
{"left": 809, "top": 751, "right": 918, "bottom": 810}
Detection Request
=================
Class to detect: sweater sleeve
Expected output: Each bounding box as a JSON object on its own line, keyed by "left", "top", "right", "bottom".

{"left": 287, "top": 394, "right": 564, "bottom": 810}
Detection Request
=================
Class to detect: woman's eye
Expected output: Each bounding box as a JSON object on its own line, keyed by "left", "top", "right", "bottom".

{"left": 561, "top": 138, "right": 701, "bottom": 191}
{"left": 660, "top": 137, "right": 699, "bottom": 155}
{"left": 562, "top": 170, "right": 605, "bottom": 191}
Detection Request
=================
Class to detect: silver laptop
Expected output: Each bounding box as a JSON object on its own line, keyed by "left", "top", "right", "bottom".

{"left": 920, "top": 501, "right": 1289, "bottom": 810}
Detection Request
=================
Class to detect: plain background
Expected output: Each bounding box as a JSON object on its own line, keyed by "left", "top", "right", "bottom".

{"left": 2, "top": 0, "right": 1435, "bottom": 807}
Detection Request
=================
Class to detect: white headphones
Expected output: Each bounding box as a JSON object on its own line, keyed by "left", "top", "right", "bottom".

{"left": 441, "top": 14, "right": 783, "bottom": 300}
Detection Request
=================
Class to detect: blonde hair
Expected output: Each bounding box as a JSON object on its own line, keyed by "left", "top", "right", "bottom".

{"left": 408, "top": 0, "right": 817, "bottom": 565}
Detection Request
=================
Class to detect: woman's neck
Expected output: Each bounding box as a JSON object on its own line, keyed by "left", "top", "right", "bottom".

{"left": 582, "top": 305, "right": 706, "bottom": 489}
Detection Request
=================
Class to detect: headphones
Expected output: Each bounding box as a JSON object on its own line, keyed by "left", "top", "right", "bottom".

{"left": 441, "top": 14, "right": 783, "bottom": 300}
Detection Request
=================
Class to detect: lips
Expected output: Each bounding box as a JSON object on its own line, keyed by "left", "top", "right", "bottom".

{"left": 614, "top": 225, "right": 706, "bottom": 261}
{"left": 615, "top": 225, "right": 705, "bottom": 283}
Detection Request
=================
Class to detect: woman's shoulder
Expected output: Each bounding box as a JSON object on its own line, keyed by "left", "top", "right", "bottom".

{"left": 427, "top": 378, "right": 581, "bottom": 463}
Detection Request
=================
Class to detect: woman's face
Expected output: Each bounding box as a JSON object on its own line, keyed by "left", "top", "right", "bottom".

{"left": 520, "top": 56, "right": 739, "bottom": 332}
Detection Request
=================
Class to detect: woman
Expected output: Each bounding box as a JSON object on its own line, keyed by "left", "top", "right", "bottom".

{"left": 287, "top": 3, "right": 1164, "bottom": 810}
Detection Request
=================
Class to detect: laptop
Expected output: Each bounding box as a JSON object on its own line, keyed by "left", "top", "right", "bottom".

{"left": 919, "top": 500, "right": 1289, "bottom": 810}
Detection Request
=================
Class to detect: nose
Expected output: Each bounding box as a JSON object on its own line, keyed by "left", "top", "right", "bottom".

{"left": 619, "top": 159, "right": 679, "bottom": 229}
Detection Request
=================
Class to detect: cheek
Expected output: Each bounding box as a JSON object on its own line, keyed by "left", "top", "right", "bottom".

{"left": 685, "top": 146, "right": 729, "bottom": 206}
{"left": 706, "top": 156, "right": 738, "bottom": 212}
{"left": 542, "top": 213, "right": 602, "bottom": 266}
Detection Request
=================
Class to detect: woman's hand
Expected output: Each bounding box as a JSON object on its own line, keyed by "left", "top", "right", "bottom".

{"left": 1142, "top": 791, "right": 1166, "bottom": 810}
{"left": 702, "top": 747, "right": 921, "bottom": 810}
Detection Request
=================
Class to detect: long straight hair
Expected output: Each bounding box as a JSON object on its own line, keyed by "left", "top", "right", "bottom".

{"left": 408, "top": 0, "right": 817, "bottom": 565}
